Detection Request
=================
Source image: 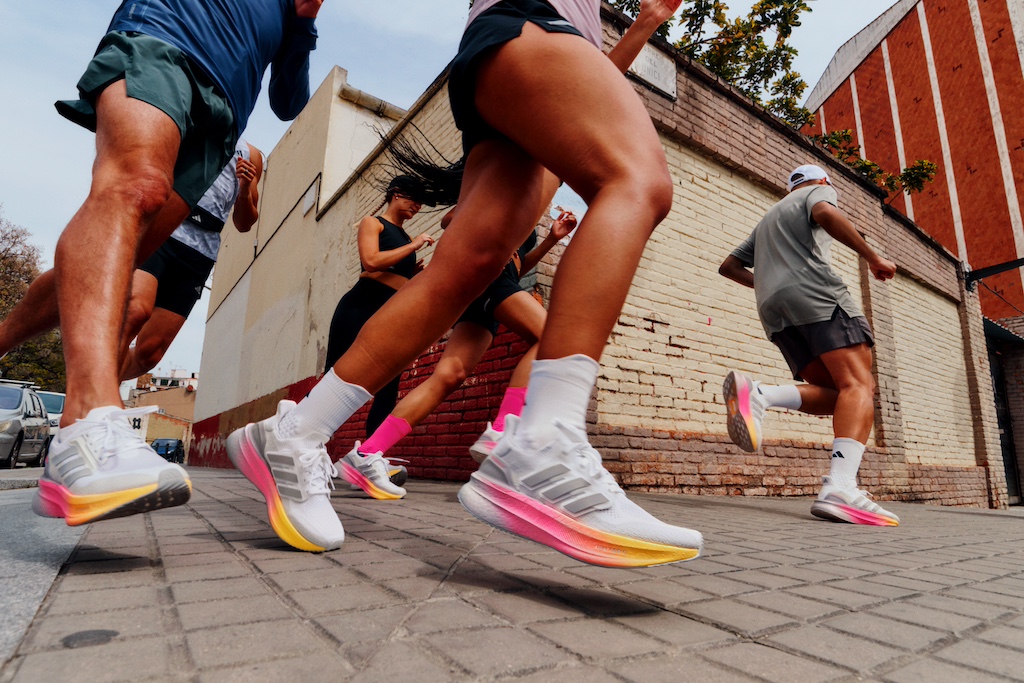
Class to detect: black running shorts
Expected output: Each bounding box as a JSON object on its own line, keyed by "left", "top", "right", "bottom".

{"left": 138, "top": 236, "right": 215, "bottom": 318}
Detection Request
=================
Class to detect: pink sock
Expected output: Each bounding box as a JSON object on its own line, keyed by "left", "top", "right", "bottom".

{"left": 493, "top": 386, "right": 527, "bottom": 432}
{"left": 360, "top": 415, "right": 412, "bottom": 455}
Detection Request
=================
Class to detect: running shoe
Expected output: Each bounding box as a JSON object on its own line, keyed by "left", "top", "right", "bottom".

{"left": 469, "top": 422, "right": 502, "bottom": 463}
{"left": 340, "top": 445, "right": 407, "bottom": 500}
{"left": 458, "top": 416, "right": 703, "bottom": 568}
{"left": 32, "top": 406, "right": 191, "bottom": 526}
{"left": 226, "top": 400, "right": 344, "bottom": 552}
{"left": 810, "top": 476, "right": 900, "bottom": 526}
{"left": 347, "top": 456, "right": 408, "bottom": 489}
{"left": 723, "top": 370, "right": 768, "bottom": 452}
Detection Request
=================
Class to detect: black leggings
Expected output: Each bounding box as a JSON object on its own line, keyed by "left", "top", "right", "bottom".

{"left": 325, "top": 278, "right": 402, "bottom": 437}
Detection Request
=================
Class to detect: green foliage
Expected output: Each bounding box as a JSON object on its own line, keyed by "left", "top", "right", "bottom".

{"left": 0, "top": 207, "right": 65, "bottom": 392}
{"left": 813, "top": 130, "right": 938, "bottom": 198}
{"left": 611, "top": 0, "right": 815, "bottom": 127}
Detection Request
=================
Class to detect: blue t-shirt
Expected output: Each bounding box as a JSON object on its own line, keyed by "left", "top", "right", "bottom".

{"left": 108, "top": 0, "right": 317, "bottom": 134}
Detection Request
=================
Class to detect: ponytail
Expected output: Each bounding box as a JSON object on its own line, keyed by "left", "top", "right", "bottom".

{"left": 377, "top": 131, "right": 464, "bottom": 207}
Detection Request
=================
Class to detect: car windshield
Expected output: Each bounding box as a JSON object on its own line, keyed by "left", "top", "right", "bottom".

{"left": 39, "top": 393, "right": 65, "bottom": 414}
{"left": 0, "top": 386, "right": 22, "bottom": 411}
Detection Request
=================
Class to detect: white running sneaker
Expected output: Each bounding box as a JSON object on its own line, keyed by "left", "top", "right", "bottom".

{"left": 340, "top": 445, "right": 407, "bottom": 500}
{"left": 458, "top": 416, "right": 703, "bottom": 568}
{"left": 226, "top": 400, "right": 345, "bottom": 552}
{"left": 347, "top": 456, "right": 408, "bottom": 489}
{"left": 32, "top": 406, "right": 191, "bottom": 526}
{"left": 469, "top": 422, "right": 502, "bottom": 463}
{"left": 723, "top": 370, "right": 768, "bottom": 452}
{"left": 810, "top": 476, "right": 900, "bottom": 526}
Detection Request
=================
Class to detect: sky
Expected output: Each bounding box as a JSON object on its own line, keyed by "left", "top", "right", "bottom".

{"left": 0, "top": 0, "right": 898, "bottom": 377}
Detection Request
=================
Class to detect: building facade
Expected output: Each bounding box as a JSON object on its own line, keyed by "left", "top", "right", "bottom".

{"left": 190, "top": 7, "right": 1008, "bottom": 508}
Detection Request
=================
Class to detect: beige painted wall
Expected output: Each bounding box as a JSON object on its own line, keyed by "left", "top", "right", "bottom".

{"left": 890, "top": 275, "right": 975, "bottom": 466}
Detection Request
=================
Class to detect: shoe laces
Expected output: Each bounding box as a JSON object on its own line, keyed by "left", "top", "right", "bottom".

{"left": 561, "top": 432, "right": 623, "bottom": 499}
{"left": 77, "top": 406, "right": 157, "bottom": 463}
{"left": 297, "top": 445, "right": 337, "bottom": 496}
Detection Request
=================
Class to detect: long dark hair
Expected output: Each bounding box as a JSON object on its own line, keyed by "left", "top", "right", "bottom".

{"left": 375, "top": 130, "right": 465, "bottom": 208}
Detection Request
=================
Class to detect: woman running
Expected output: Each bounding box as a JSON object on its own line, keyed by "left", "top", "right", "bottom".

{"left": 346, "top": 209, "right": 577, "bottom": 491}
{"left": 323, "top": 175, "right": 434, "bottom": 437}
{"left": 228, "top": 0, "right": 703, "bottom": 566}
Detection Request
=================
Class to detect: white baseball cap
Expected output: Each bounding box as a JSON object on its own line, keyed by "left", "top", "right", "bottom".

{"left": 787, "top": 164, "right": 832, "bottom": 192}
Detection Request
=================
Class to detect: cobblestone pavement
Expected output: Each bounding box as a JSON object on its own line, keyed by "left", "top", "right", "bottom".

{"left": 3, "top": 468, "right": 1024, "bottom": 682}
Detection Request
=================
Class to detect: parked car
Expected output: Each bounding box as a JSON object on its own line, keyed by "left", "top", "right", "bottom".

{"left": 36, "top": 390, "right": 65, "bottom": 450}
{"left": 0, "top": 380, "right": 50, "bottom": 468}
{"left": 151, "top": 438, "right": 185, "bottom": 464}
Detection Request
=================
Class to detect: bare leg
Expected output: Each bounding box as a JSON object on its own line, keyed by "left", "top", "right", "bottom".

{"left": 492, "top": 290, "right": 547, "bottom": 387}
{"left": 793, "top": 360, "right": 840, "bottom": 416}
{"left": 0, "top": 270, "right": 59, "bottom": 357}
{"left": 818, "top": 344, "right": 876, "bottom": 443}
{"left": 333, "top": 25, "right": 671, "bottom": 391}
{"left": 391, "top": 323, "right": 493, "bottom": 427}
{"left": 55, "top": 81, "right": 186, "bottom": 426}
{"left": 119, "top": 270, "right": 159, "bottom": 379}
{"left": 121, "top": 300, "right": 186, "bottom": 382}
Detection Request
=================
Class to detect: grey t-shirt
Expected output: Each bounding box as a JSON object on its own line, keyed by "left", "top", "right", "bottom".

{"left": 170, "top": 138, "right": 250, "bottom": 261}
{"left": 731, "top": 185, "right": 863, "bottom": 338}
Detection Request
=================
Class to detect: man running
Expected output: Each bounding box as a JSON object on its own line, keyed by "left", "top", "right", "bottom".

{"left": 30, "top": 0, "right": 323, "bottom": 526}
{"left": 718, "top": 164, "right": 900, "bottom": 526}
{"left": 120, "top": 140, "right": 263, "bottom": 380}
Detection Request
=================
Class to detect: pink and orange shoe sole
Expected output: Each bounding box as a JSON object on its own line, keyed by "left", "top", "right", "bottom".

{"left": 723, "top": 371, "right": 760, "bottom": 452}
{"left": 340, "top": 462, "right": 404, "bottom": 500}
{"left": 226, "top": 430, "right": 327, "bottom": 552}
{"left": 811, "top": 500, "right": 899, "bottom": 526}
{"left": 459, "top": 476, "right": 701, "bottom": 568}
{"left": 34, "top": 476, "right": 191, "bottom": 526}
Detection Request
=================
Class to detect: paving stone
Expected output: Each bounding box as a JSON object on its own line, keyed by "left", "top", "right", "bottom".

{"left": 882, "top": 657, "right": 1011, "bottom": 683}
{"left": 470, "top": 590, "right": 582, "bottom": 624}
{"left": 528, "top": 618, "right": 665, "bottom": 659}
{"left": 46, "top": 585, "right": 162, "bottom": 616}
{"left": 288, "top": 583, "right": 402, "bottom": 616}
{"left": 932, "top": 639, "right": 1024, "bottom": 679}
{"left": 171, "top": 576, "right": 271, "bottom": 604}
{"left": 267, "top": 567, "right": 363, "bottom": 592}
{"left": 824, "top": 612, "right": 949, "bottom": 652}
{"left": 403, "top": 599, "right": 503, "bottom": 634}
{"left": 197, "top": 653, "right": 352, "bottom": 682}
{"left": 829, "top": 578, "right": 920, "bottom": 599}
{"left": 611, "top": 611, "right": 735, "bottom": 647}
{"left": 349, "top": 641, "right": 465, "bottom": 683}
{"left": 737, "top": 590, "right": 845, "bottom": 620}
{"left": 869, "top": 602, "right": 985, "bottom": 634}
{"left": 768, "top": 624, "right": 906, "bottom": 671}
{"left": 20, "top": 606, "right": 168, "bottom": 653}
{"left": 787, "top": 584, "right": 884, "bottom": 610}
{"left": 12, "top": 636, "right": 176, "bottom": 682}
{"left": 425, "top": 626, "right": 573, "bottom": 677}
{"left": 511, "top": 664, "right": 623, "bottom": 683}
{"left": 701, "top": 642, "right": 844, "bottom": 682}
{"left": 613, "top": 579, "right": 712, "bottom": 606}
{"left": 177, "top": 594, "right": 294, "bottom": 631}
{"left": 164, "top": 559, "right": 250, "bottom": 583}
{"left": 907, "top": 593, "right": 1016, "bottom": 620}
{"left": 610, "top": 653, "right": 760, "bottom": 683}
{"left": 185, "top": 620, "right": 322, "bottom": 669}
{"left": 975, "top": 625, "right": 1024, "bottom": 651}
{"left": 56, "top": 569, "right": 158, "bottom": 593}
{"left": 679, "top": 599, "right": 798, "bottom": 636}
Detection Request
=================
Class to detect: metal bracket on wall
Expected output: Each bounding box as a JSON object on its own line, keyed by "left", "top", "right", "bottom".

{"left": 965, "top": 257, "right": 1024, "bottom": 291}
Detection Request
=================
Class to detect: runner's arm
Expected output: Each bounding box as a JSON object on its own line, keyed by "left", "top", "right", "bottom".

{"left": 719, "top": 255, "right": 754, "bottom": 288}
{"left": 607, "top": 0, "right": 683, "bottom": 73}
{"left": 811, "top": 202, "right": 897, "bottom": 281}
{"left": 232, "top": 144, "right": 264, "bottom": 232}
{"left": 520, "top": 211, "right": 577, "bottom": 274}
{"left": 268, "top": 15, "right": 318, "bottom": 120}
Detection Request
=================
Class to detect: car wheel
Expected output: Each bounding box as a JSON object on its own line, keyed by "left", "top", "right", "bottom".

{"left": 6, "top": 437, "right": 21, "bottom": 469}
{"left": 30, "top": 438, "right": 49, "bottom": 468}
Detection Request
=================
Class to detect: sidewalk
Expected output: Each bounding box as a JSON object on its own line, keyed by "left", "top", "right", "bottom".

{"left": 3, "top": 467, "right": 1024, "bottom": 682}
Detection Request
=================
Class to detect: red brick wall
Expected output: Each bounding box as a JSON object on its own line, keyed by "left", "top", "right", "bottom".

{"left": 808, "top": 0, "right": 1024, "bottom": 319}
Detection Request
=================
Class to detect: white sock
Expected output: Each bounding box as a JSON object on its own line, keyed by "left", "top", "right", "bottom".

{"left": 516, "top": 354, "right": 599, "bottom": 445}
{"left": 277, "top": 369, "right": 371, "bottom": 441}
{"left": 56, "top": 406, "right": 122, "bottom": 444}
{"left": 829, "top": 437, "right": 864, "bottom": 490}
{"left": 757, "top": 383, "right": 802, "bottom": 410}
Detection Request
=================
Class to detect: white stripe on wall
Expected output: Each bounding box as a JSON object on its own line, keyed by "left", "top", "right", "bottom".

{"left": 967, "top": 0, "right": 1024, "bottom": 276}
{"left": 819, "top": 105, "right": 827, "bottom": 135}
{"left": 882, "top": 38, "right": 915, "bottom": 221}
{"left": 1006, "top": 0, "right": 1024, "bottom": 81}
{"left": 850, "top": 73, "right": 867, "bottom": 160}
{"left": 918, "top": 2, "right": 969, "bottom": 264}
